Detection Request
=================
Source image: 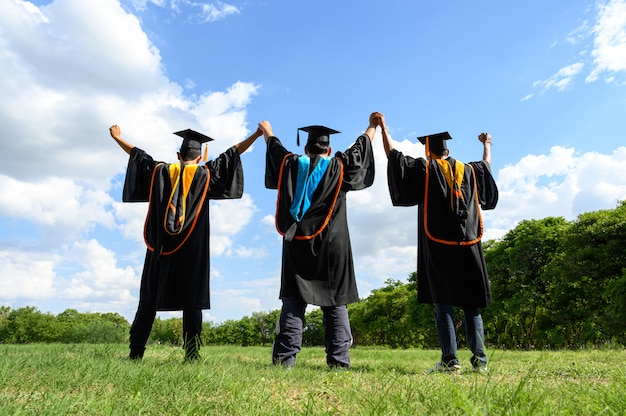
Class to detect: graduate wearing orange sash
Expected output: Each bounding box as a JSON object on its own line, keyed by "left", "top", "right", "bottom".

{"left": 377, "top": 112, "right": 497, "bottom": 374}
{"left": 110, "top": 125, "right": 260, "bottom": 360}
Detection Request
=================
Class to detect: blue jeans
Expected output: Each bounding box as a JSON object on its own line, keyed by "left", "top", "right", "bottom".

{"left": 272, "top": 297, "right": 352, "bottom": 368}
{"left": 434, "top": 304, "right": 487, "bottom": 368}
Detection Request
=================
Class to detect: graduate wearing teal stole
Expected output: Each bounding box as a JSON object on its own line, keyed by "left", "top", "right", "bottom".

{"left": 261, "top": 119, "right": 377, "bottom": 368}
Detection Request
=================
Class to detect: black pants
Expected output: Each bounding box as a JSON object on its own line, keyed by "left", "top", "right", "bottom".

{"left": 129, "top": 307, "right": 202, "bottom": 359}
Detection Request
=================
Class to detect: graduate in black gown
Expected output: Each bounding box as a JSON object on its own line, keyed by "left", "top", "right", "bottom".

{"left": 375, "top": 112, "right": 498, "bottom": 374}
{"left": 109, "top": 124, "right": 261, "bottom": 360}
{"left": 259, "top": 114, "right": 377, "bottom": 368}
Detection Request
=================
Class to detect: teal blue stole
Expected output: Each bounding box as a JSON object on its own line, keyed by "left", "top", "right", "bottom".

{"left": 289, "top": 155, "right": 331, "bottom": 222}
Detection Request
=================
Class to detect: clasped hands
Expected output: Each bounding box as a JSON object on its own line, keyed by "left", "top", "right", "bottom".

{"left": 369, "top": 112, "right": 386, "bottom": 129}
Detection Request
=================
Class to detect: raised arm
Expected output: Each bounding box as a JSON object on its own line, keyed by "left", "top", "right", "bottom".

{"left": 233, "top": 127, "right": 263, "bottom": 154}
{"left": 478, "top": 132, "right": 492, "bottom": 166}
{"left": 258, "top": 120, "right": 274, "bottom": 143}
{"left": 364, "top": 112, "right": 379, "bottom": 142}
{"left": 372, "top": 112, "right": 394, "bottom": 158}
{"left": 109, "top": 124, "right": 134, "bottom": 155}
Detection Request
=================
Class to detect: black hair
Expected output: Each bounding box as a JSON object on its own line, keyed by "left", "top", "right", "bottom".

{"left": 180, "top": 147, "right": 201, "bottom": 161}
{"left": 306, "top": 142, "right": 330, "bottom": 155}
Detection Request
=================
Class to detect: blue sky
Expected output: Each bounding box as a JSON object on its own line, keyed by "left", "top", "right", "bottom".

{"left": 1, "top": 0, "right": 625, "bottom": 324}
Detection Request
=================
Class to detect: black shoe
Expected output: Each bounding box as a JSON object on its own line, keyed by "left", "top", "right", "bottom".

{"left": 184, "top": 353, "right": 199, "bottom": 362}
{"left": 129, "top": 345, "right": 144, "bottom": 360}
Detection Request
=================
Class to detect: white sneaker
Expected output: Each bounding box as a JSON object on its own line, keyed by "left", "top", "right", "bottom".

{"left": 472, "top": 365, "right": 488, "bottom": 374}
{"left": 426, "top": 362, "right": 462, "bottom": 374}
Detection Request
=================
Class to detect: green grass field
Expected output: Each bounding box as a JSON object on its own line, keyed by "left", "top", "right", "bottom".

{"left": 0, "top": 344, "right": 624, "bottom": 415}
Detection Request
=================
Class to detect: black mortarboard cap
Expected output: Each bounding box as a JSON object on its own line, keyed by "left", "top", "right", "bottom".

{"left": 297, "top": 125, "right": 340, "bottom": 147}
{"left": 173, "top": 129, "right": 214, "bottom": 151}
{"left": 417, "top": 131, "right": 452, "bottom": 155}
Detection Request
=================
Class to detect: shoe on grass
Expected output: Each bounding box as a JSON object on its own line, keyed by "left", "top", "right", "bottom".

{"left": 426, "top": 362, "right": 462, "bottom": 374}
{"left": 472, "top": 365, "right": 488, "bottom": 374}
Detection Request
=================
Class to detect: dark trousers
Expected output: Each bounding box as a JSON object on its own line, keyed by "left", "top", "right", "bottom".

{"left": 272, "top": 297, "right": 353, "bottom": 368}
{"left": 434, "top": 303, "right": 487, "bottom": 368}
{"left": 129, "top": 306, "right": 202, "bottom": 359}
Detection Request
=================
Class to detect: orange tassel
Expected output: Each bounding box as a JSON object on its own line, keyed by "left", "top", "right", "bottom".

{"left": 202, "top": 144, "right": 208, "bottom": 162}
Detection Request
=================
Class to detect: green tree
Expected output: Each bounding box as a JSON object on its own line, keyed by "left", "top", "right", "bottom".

{"left": 542, "top": 201, "right": 626, "bottom": 346}
{"left": 406, "top": 272, "right": 439, "bottom": 349}
{"left": 485, "top": 217, "right": 569, "bottom": 348}
{"left": 350, "top": 279, "right": 421, "bottom": 348}
{"left": 150, "top": 317, "right": 183, "bottom": 345}
{"left": 208, "top": 319, "right": 241, "bottom": 345}
{"left": 0, "top": 306, "right": 12, "bottom": 341}
{"left": 238, "top": 315, "right": 260, "bottom": 346}
{"left": 4, "top": 307, "right": 61, "bottom": 343}
{"left": 56, "top": 309, "right": 129, "bottom": 344}
{"left": 250, "top": 310, "right": 280, "bottom": 346}
{"left": 603, "top": 268, "right": 626, "bottom": 344}
{"left": 302, "top": 308, "right": 323, "bottom": 346}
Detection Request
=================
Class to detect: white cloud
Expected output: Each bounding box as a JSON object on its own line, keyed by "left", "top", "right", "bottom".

{"left": 125, "top": 0, "right": 239, "bottom": 23}
{"left": 2, "top": 0, "right": 624, "bottom": 324}
{"left": 199, "top": 1, "right": 240, "bottom": 23}
{"left": 0, "top": 251, "right": 58, "bottom": 300}
{"left": 211, "top": 193, "right": 258, "bottom": 238}
{"left": 234, "top": 245, "right": 269, "bottom": 259}
{"left": 0, "top": 0, "right": 259, "bottom": 319}
{"left": 193, "top": 82, "right": 260, "bottom": 150}
{"left": 210, "top": 277, "right": 281, "bottom": 320}
{"left": 261, "top": 214, "right": 275, "bottom": 227}
{"left": 0, "top": 175, "right": 116, "bottom": 244}
{"left": 112, "top": 201, "right": 149, "bottom": 245}
{"left": 528, "top": 0, "right": 626, "bottom": 95}
{"left": 491, "top": 145, "right": 626, "bottom": 238}
{"left": 533, "top": 62, "right": 585, "bottom": 93}
{"left": 347, "top": 133, "right": 420, "bottom": 259}
{"left": 57, "top": 239, "right": 139, "bottom": 316}
{"left": 587, "top": 0, "right": 626, "bottom": 82}
{"left": 344, "top": 130, "right": 626, "bottom": 297}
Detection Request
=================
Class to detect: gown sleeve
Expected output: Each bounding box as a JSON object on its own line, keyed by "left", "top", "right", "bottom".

{"left": 387, "top": 148, "right": 425, "bottom": 207}
{"left": 265, "top": 136, "right": 292, "bottom": 190}
{"left": 206, "top": 146, "right": 244, "bottom": 199}
{"left": 468, "top": 161, "right": 499, "bottom": 210}
{"left": 122, "top": 147, "right": 158, "bottom": 202}
{"left": 337, "top": 134, "right": 375, "bottom": 191}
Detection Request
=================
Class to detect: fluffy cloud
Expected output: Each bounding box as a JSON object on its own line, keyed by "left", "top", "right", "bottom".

{"left": 0, "top": 251, "right": 58, "bottom": 299}
{"left": 344, "top": 131, "right": 626, "bottom": 293}
{"left": 533, "top": 63, "right": 585, "bottom": 92}
{"left": 2, "top": 0, "right": 625, "bottom": 323}
{"left": 528, "top": 0, "right": 626, "bottom": 96}
{"left": 495, "top": 146, "right": 626, "bottom": 231}
{"left": 587, "top": 0, "right": 626, "bottom": 82}
{"left": 125, "top": 0, "right": 240, "bottom": 22}
{"left": 0, "top": 0, "right": 258, "bottom": 319}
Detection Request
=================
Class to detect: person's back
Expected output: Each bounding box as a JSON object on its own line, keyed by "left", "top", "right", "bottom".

{"left": 377, "top": 112, "right": 498, "bottom": 373}
{"left": 109, "top": 124, "right": 260, "bottom": 360}
{"left": 259, "top": 116, "right": 377, "bottom": 368}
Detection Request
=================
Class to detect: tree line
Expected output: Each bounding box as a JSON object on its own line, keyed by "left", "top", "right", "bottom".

{"left": 2, "top": 201, "right": 625, "bottom": 349}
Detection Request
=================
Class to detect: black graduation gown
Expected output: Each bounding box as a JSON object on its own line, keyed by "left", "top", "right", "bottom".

{"left": 387, "top": 150, "right": 498, "bottom": 308}
{"left": 265, "top": 135, "right": 375, "bottom": 307}
{"left": 123, "top": 146, "right": 243, "bottom": 311}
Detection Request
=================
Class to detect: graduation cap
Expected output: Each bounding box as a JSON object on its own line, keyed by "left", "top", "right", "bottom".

{"left": 417, "top": 131, "right": 452, "bottom": 157}
{"left": 297, "top": 125, "right": 340, "bottom": 147}
{"left": 174, "top": 129, "right": 214, "bottom": 149}
{"left": 174, "top": 129, "right": 214, "bottom": 161}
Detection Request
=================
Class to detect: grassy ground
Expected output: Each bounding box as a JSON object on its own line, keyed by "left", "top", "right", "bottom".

{"left": 0, "top": 344, "right": 624, "bottom": 415}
